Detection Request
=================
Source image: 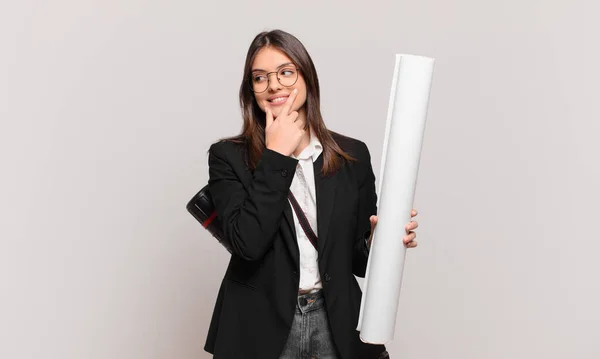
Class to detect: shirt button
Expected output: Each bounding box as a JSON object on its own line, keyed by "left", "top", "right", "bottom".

{"left": 281, "top": 169, "right": 288, "bottom": 177}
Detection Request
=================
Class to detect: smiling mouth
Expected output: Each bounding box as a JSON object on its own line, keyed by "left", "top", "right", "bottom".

{"left": 268, "top": 96, "right": 288, "bottom": 105}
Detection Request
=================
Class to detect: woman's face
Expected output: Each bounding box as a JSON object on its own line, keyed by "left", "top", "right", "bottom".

{"left": 251, "top": 46, "right": 307, "bottom": 119}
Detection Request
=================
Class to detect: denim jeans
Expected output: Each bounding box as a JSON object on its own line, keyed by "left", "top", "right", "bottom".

{"left": 278, "top": 290, "right": 339, "bottom": 359}
{"left": 278, "top": 290, "right": 390, "bottom": 359}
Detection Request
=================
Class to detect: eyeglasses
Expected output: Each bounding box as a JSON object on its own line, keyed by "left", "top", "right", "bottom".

{"left": 250, "top": 67, "right": 299, "bottom": 93}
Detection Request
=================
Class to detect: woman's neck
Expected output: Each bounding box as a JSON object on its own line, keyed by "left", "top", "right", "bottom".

{"left": 292, "top": 108, "right": 311, "bottom": 157}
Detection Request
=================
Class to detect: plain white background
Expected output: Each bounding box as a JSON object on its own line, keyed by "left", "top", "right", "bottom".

{"left": 1, "top": 0, "right": 598, "bottom": 358}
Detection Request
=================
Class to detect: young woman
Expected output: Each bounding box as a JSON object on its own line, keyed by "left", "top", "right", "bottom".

{"left": 204, "top": 29, "right": 419, "bottom": 359}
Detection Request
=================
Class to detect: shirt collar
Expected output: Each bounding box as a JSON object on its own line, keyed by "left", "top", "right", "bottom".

{"left": 292, "top": 127, "right": 323, "bottom": 163}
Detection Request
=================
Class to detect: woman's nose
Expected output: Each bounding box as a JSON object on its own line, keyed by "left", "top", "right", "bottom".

{"left": 267, "top": 73, "right": 282, "bottom": 92}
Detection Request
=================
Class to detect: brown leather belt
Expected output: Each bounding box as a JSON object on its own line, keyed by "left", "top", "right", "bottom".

{"left": 298, "top": 288, "right": 324, "bottom": 296}
{"left": 298, "top": 288, "right": 314, "bottom": 295}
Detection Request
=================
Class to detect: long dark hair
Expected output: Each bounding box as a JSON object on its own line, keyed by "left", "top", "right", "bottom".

{"left": 218, "top": 29, "right": 356, "bottom": 176}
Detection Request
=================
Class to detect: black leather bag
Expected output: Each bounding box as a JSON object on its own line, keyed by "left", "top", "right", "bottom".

{"left": 186, "top": 184, "right": 232, "bottom": 253}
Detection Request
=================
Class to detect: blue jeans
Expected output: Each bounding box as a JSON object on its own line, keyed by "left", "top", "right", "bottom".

{"left": 278, "top": 290, "right": 390, "bottom": 359}
{"left": 279, "top": 290, "right": 340, "bottom": 359}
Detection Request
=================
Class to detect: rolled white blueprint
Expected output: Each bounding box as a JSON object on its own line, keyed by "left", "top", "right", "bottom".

{"left": 356, "top": 54, "right": 435, "bottom": 344}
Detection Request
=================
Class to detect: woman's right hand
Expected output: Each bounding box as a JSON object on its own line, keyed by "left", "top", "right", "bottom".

{"left": 264, "top": 88, "right": 306, "bottom": 156}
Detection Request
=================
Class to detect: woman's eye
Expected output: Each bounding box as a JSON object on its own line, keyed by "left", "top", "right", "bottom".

{"left": 280, "top": 69, "right": 295, "bottom": 76}
{"left": 253, "top": 75, "right": 266, "bottom": 82}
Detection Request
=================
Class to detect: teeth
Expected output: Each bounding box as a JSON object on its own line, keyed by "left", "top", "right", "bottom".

{"left": 270, "top": 97, "right": 287, "bottom": 104}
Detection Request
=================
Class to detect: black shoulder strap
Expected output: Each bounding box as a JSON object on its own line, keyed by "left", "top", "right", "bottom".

{"left": 287, "top": 191, "right": 318, "bottom": 251}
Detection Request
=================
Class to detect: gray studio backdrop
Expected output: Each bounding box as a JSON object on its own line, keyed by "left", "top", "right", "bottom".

{"left": 1, "top": 1, "right": 598, "bottom": 358}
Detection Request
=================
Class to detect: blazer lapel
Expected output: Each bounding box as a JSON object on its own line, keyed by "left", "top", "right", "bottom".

{"left": 313, "top": 153, "right": 337, "bottom": 258}
{"left": 282, "top": 153, "right": 338, "bottom": 267}
{"left": 282, "top": 200, "right": 300, "bottom": 269}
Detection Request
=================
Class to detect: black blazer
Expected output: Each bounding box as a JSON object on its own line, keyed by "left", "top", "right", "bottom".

{"left": 204, "top": 131, "right": 387, "bottom": 359}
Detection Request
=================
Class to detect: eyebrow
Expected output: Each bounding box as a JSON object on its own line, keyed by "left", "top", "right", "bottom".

{"left": 251, "top": 62, "right": 295, "bottom": 73}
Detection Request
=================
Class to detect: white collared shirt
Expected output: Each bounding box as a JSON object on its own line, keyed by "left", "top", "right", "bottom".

{"left": 289, "top": 128, "right": 323, "bottom": 292}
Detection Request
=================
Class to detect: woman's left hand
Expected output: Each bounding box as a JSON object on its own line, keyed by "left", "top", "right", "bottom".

{"left": 367, "top": 209, "right": 419, "bottom": 248}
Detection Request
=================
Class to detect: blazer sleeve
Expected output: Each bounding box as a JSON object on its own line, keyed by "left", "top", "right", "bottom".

{"left": 207, "top": 142, "right": 299, "bottom": 261}
{"left": 352, "top": 141, "right": 378, "bottom": 277}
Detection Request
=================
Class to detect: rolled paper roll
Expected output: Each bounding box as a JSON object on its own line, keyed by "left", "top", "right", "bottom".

{"left": 356, "top": 54, "right": 435, "bottom": 344}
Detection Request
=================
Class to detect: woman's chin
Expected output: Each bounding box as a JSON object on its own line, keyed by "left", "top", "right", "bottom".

{"left": 270, "top": 108, "right": 283, "bottom": 118}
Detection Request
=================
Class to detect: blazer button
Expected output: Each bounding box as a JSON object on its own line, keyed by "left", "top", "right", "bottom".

{"left": 325, "top": 273, "right": 331, "bottom": 282}
{"left": 281, "top": 169, "right": 288, "bottom": 177}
